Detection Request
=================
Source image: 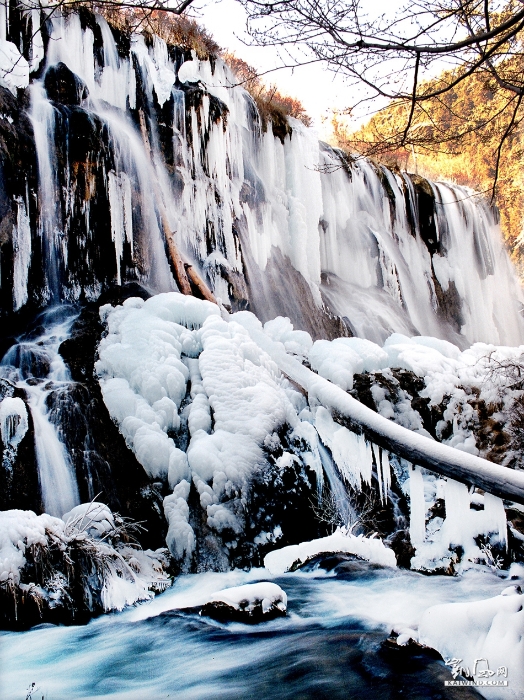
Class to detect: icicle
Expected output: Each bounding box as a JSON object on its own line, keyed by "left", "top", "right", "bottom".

{"left": 108, "top": 171, "right": 133, "bottom": 285}
{"left": 484, "top": 493, "right": 507, "bottom": 548}
{"left": 372, "top": 443, "right": 383, "bottom": 502}
{"left": 371, "top": 444, "right": 391, "bottom": 503}
{"left": 331, "top": 428, "right": 361, "bottom": 489}
{"left": 444, "top": 478, "right": 470, "bottom": 548}
{"left": 29, "top": 83, "right": 62, "bottom": 299}
{"left": 0, "top": 397, "right": 28, "bottom": 450}
{"left": 359, "top": 437, "right": 373, "bottom": 486}
{"left": 315, "top": 407, "right": 371, "bottom": 490}
{"left": 12, "top": 196, "right": 31, "bottom": 311}
{"left": 381, "top": 449, "right": 391, "bottom": 498}
{"left": 409, "top": 464, "right": 426, "bottom": 545}
{"left": 28, "top": 9, "right": 44, "bottom": 73}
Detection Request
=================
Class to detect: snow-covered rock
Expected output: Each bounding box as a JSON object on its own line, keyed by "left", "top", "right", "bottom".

{"left": 0, "top": 506, "right": 171, "bottom": 628}
{"left": 200, "top": 581, "right": 287, "bottom": 623}
{"left": 264, "top": 529, "right": 397, "bottom": 575}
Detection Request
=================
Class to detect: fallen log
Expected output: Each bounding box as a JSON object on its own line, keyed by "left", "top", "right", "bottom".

{"left": 237, "top": 318, "right": 524, "bottom": 505}
{"left": 184, "top": 263, "right": 217, "bottom": 304}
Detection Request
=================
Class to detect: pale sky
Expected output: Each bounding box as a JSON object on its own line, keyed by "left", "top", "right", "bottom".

{"left": 196, "top": 0, "right": 458, "bottom": 142}
{"left": 198, "top": 0, "right": 362, "bottom": 141}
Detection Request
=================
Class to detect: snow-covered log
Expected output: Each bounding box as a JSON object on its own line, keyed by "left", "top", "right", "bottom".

{"left": 236, "top": 316, "right": 524, "bottom": 505}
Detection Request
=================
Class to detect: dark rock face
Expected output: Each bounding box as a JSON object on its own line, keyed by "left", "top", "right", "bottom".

{"left": 1, "top": 537, "right": 109, "bottom": 630}
{"left": 57, "top": 284, "right": 167, "bottom": 550}
{"left": 0, "top": 380, "right": 41, "bottom": 512}
{"left": 44, "top": 63, "right": 89, "bottom": 105}
{"left": 0, "top": 86, "right": 39, "bottom": 320}
{"left": 386, "top": 529, "right": 416, "bottom": 570}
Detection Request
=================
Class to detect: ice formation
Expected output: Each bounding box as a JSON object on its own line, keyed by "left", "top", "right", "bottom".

{"left": 264, "top": 529, "right": 397, "bottom": 574}
{"left": 0, "top": 397, "right": 28, "bottom": 453}
{"left": 96, "top": 294, "right": 322, "bottom": 564}
{"left": 94, "top": 293, "right": 524, "bottom": 574}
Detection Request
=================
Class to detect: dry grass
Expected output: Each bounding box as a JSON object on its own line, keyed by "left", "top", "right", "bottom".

{"left": 86, "top": 3, "right": 220, "bottom": 59}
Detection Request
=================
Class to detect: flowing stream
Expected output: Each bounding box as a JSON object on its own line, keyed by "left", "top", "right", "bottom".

{"left": 0, "top": 561, "right": 506, "bottom": 699}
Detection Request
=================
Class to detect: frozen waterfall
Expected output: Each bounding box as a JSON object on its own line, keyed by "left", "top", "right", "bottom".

{"left": 1, "top": 8, "right": 522, "bottom": 348}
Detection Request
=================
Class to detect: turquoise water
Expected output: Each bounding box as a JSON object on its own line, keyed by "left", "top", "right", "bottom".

{"left": 1, "top": 559, "right": 506, "bottom": 700}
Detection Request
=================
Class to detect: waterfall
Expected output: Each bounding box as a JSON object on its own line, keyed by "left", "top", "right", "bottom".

{"left": 0, "top": 8, "right": 521, "bottom": 349}
{"left": 0, "top": 307, "right": 80, "bottom": 517}
{"left": 317, "top": 441, "right": 357, "bottom": 529}
{"left": 29, "top": 84, "right": 61, "bottom": 302}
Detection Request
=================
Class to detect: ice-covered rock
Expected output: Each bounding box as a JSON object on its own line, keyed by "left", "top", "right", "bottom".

{"left": 97, "top": 295, "right": 324, "bottom": 568}
{"left": 200, "top": 581, "right": 287, "bottom": 623}
{"left": 264, "top": 529, "right": 397, "bottom": 575}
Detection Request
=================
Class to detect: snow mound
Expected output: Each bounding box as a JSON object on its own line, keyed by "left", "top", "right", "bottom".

{"left": 419, "top": 589, "right": 524, "bottom": 699}
{"left": 0, "top": 509, "right": 62, "bottom": 586}
{"left": 264, "top": 529, "right": 397, "bottom": 575}
{"left": 62, "top": 502, "right": 115, "bottom": 538}
{"left": 97, "top": 296, "right": 321, "bottom": 565}
{"left": 0, "top": 39, "right": 29, "bottom": 94}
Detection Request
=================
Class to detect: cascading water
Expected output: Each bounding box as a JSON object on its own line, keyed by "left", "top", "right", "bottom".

{"left": 0, "top": 11, "right": 523, "bottom": 699}
{"left": 0, "top": 307, "right": 80, "bottom": 517}
{"left": 1, "top": 8, "right": 522, "bottom": 349}
{"left": 317, "top": 441, "right": 356, "bottom": 527}
{"left": 28, "top": 84, "right": 61, "bottom": 301}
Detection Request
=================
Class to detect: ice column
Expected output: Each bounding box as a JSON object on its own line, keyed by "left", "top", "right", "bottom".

{"left": 484, "top": 492, "right": 507, "bottom": 548}
{"left": 409, "top": 464, "right": 426, "bottom": 545}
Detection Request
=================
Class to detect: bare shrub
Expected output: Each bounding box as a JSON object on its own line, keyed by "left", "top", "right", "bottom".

{"left": 223, "top": 52, "right": 312, "bottom": 129}
{"left": 310, "top": 486, "right": 381, "bottom": 536}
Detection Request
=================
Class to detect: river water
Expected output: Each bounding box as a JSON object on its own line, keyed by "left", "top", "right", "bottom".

{"left": 1, "top": 558, "right": 507, "bottom": 700}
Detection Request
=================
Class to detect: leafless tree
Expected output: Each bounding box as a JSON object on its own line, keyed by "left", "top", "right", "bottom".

{"left": 11, "top": 0, "right": 524, "bottom": 193}
{"left": 235, "top": 0, "right": 524, "bottom": 193}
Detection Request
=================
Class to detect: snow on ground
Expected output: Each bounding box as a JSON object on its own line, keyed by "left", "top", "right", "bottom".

{"left": 419, "top": 587, "right": 524, "bottom": 699}
{"left": 264, "top": 528, "right": 397, "bottom": 574}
